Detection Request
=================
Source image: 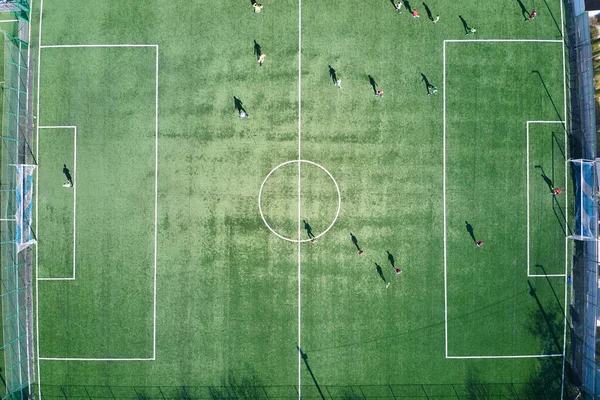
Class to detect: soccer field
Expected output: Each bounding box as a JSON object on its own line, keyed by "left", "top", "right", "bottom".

{"left": 32, "top": 0, "right": 571, "bottom": 398}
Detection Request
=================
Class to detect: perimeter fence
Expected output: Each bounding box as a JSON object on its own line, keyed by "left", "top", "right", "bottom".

{"left": 0, "top": 11, "right": 34, "bottom": 400}
{"left": 564, "top": 0, "right": 600, "bottom": 398}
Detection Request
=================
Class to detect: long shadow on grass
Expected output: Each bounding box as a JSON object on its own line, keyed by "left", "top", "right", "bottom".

{"left": 234, "top": 96, "right": 247, "bottom": 113}
{"left": 516, "top": 0, "right": 530, "bottom": 21}
{"left": 459, "top": 15, "right": 470, "bottom": 34}
{"left": 532, "top": 70, "right": 564, "bottom": 125}
{"left": 422, "top": 2, "right": 433, "bottom": 21}
{"left": 209, "top": 370, "right": 265, "bottom": 400}
{"left": 527, "top": 280, "right": 563, "bottom": 354}
{"left": 552, "top": 194, "right": 570, "bottom": 236}
{"left": 329, "top": 65, "right": 337, "bottom": 84}
{"left": 253, "top": 40, "right": 261, "bottom": 59}
{"left": 368, "top": 75, "right": 378, "bottom": 94}
{"left": 533, "top": 264, "right": 568, "bottom": 328}
{"left": 297, "top": 347, "right": 326, "bottom": 400}
{"left": 535, "top": 165, "right": 554, "bottom": 191}
{"left": 542, "top": 0, "right": 563, "bottom": 40}
{"left": 305, "top": 289, "right": 530, "bottom": 352}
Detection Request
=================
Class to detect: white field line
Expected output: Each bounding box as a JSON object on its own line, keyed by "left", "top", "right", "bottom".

{"left": 526, "top": 121, "right": 564, "bottom": 278}
{"left": 443, "top": 40, "right": 567, "bottom": 359}
{"left": 297, "top": 0, "right": 302, "bottom": 396}
{"left": 35, "top": 44, "right": 158, "bottom": 370}
{"left": 445, "top": 39, "right": 563, "bottom": 43}
{"left": 0, "top": 20, "right": 19, "bottom": 23}
{"left": 447, "top": 354, "right": 563, "bottom": 359}
{"left": 559, "top": 1, "right": 568, "bottom": 397}
{"left": 442, "top": 40, "right": 448, "bottom": 359}
{"left": 37, "top": 126, "right": 76, "bottom": 281}
{"left": 0, "top": 218, "right": 16, "bottom": 221}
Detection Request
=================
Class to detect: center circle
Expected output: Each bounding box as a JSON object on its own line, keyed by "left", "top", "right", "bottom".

{"left": 258, "top": 160, "right": 341, "bottom": 243}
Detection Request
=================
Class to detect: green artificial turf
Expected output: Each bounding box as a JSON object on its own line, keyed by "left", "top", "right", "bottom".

{"left": 31, "top": 0, "right": 571, "bottom": 398}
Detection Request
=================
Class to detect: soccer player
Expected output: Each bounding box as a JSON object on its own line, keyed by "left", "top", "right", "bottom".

{"left": 376, "top": 89, "right": 384, "bottom": 97}
{"left": 394, "top": 268, "right": 403, "bottom": 274}
{"left": 253, "top": 3, "right": 263, "bottom": 13}
{"left": 395, "top": 3, "right": 402, "bottom": 13}
{"left": 427, "top": 85, "right": 438, "bottom": 95}
{"left": 412, "top": 8, "right": 420, "bottom": 18}
{"left": 466, "top": 27, "right": 476, "bottom": 36}
{"left": 476, "top": 240, "right": 484, "bottom": 247}
{"left": 552, "top": 187, "right": 562, "bottom": 195}
{"left": 258, "top": 53, "right": 266, "bottom": 67}
{"left": 432, "top": 15, "right": 440, "bottom": 24}
{"left": 334, "top": 78, "right": 341, "bottom": 88}
{"left": 239, "top": 110, "right": 249, "bottom": 118}
{"left": 528, "top": 10, "right": 537, "bottom": 21}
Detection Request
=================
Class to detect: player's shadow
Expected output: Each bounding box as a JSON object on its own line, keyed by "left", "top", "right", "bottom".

{"left": 62, "top": 164, "right": 73, "bottom": 183}
{"left": 535, "top": 165, "right": 554, "bottom": 191}
{"left": 368, "top": 75, "right": 378, "bottom": 94}
{"left": 233, "top": 96, "right": 247, "bottom": 113}
{"left": 552, "top": 195, "right": 570, "bottom": 236}
{"left": 253, "top": 40, "right": 261, "bottom": 59}
{"left": 465, "top": 221, "right": 476, "bottom": 243}
{"left": 328, "top": 65, "right": 337, "bottom": 84}
{"left": 389, "top": 0, "right": 397, "bottom": 9}
{"left": 386, "top": 251, "right": 396, "bottom": 268}
{"left": 304, "top": 220, "right": 316, "bottom": 240}
{"left": 350, "top": 232, "right": 362, "bottom": 252}
{"left": 516, "top": 0, "right": 530, "bottom": 21}
{"left": 459, "top": 15, "right": 470, "bottom": 34}
{"left": 375, "top": 263, "right": 386, "bottom": 282}
{"left": 422, "top": 2, "right": 433, "bottom": 20}
{"left": 421, "top": 73, "right": 435, "bottom": 94}
{"left": 402, "top": 0, "right": 412, "bottom": 11}
{"left": 297, "top": 347, "right": 326, "bottom": 400}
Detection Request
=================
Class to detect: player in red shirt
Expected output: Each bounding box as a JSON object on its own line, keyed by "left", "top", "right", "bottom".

{"left": 528, "top": 10, "right": 537, "bottom": 21}
{"left": 552, "top": 187, "right": 562, "bottom": 195}
{"left": 476, "top": 240, "right": 484, "bottom": 247}
{"left": 412, "top": 8, "right": 420, "bottom": 18}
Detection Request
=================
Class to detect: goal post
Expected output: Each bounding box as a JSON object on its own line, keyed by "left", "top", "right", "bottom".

{"left": 568, "top": 159, "right": 597, "bottom": 241}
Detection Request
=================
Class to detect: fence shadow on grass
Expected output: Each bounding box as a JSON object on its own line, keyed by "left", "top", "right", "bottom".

{"left": 38, "top": 381, "right": 549, "bottom": 400}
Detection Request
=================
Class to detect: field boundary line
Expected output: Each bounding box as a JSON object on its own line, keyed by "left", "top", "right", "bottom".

{"left": 443, "top": 39, "right": 567, "bottom": 360}
{"left": 526, "top": 121, "right": 565, "bottom": 278}
{"left": 37, "top": 126, "right": 76, "bottom": 281}
{"left": 35, "top": 35, "right": 158, "bottom": 378}
{"left": 445, "top": 39, "right": 563, "bottom": 43}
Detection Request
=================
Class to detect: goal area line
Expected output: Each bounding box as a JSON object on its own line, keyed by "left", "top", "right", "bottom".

{"left": 36, "top": 126, "right": 76, "bottom": 281}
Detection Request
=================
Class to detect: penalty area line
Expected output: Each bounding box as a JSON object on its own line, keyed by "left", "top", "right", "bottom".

{"left": 39, "top": 357, "right": 155, "bottom": 361}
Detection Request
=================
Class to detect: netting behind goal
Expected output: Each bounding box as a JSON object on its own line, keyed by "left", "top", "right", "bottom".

{"left": 0, "top": 28, "right": 33, "bottom": 400}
